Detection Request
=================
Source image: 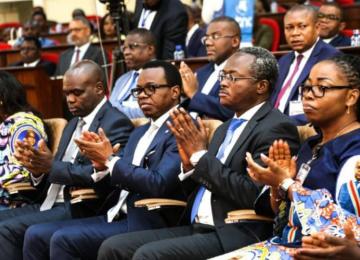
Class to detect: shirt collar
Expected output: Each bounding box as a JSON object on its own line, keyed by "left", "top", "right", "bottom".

{"left": 80, "top": 97, "right": 106, "bottom": 126}
{"left": 234, "top": 102, "right": 266, "bottom": 121}
{"left": 295, "top": 37, "right": 319, "bottom": 60}
{"left": 75, "top": 42, "right": 91, "bottom": 52}
{"left": 24, "top": 59, "right": 40, "bottom": 67}
{"left": 150, "top": 105, "right": 178, "bottom": 129}
{"left": 214, "top": 59, "right": 227, "bottom": 71}
{"left": 322, "top": 34, "right": 337, "bottom": 44}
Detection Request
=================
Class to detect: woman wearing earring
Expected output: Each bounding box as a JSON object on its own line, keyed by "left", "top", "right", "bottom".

{"left": 212, "top": 54, "right": 360, "bottom": 259}
{"left": 0, "top": 71, "right": 47, "bottom": 209}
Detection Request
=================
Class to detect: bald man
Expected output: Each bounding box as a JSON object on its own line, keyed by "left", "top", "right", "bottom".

{"left": 1, "top": 60, "right": 133, "bottom": 260}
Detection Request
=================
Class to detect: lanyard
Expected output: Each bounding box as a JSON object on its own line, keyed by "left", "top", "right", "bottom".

{"left": 140, "top": 10, "right": 152, "bottom": 28}
{"left": 296, "top": 144, "right": 322, "bottom": 184}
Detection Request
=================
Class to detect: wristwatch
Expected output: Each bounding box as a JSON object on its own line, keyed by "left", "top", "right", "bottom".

{"left": 278, "top": 178, "right": 295, "bottom": 199}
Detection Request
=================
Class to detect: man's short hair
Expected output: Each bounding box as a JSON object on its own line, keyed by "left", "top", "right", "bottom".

{"left": 286, "top": 5, "right": 318, "bottom": 23}
{"left": 236, "top": 47, "right": 279, "bottom": 93}
{"left": 72, "top": 16, "right": 92, "bottom": 30}
{"left": 31, "top": 10, "right": 47, "bottom": 21}
{"left": 142, "top": 60, "right": 182, "bottom": 90}
{"left": 128, "top": 28, "right": 157, "bottom": 49}
{"left": 22, "top": 36, "right": 42, "bottom": 49}
{"left": 210, "top": 16, "right": 241, "bottom": 41}
{"left": 320, "top": 2, "right": 344, "bottom": 21}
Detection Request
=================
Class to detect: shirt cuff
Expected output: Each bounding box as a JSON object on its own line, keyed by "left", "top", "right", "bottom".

{"left": 190, "top": 150, "right": 207, "bottom": 166}
{"left": 91, "top": 169, "right": 110, "bottom": 182}
{"left": 30, "top": 173, "right": 44, "bottom": 186}
{"left": 105, "top": 156, "right": 121, "bottom": 176}
{"left": 178, "top": 164, "right": 195, "bottom": 181}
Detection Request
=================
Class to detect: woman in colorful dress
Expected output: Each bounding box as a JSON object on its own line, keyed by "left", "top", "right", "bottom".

{"left": 0, "top": 71, "right": 47, "bottom": 209}
{"left": 213, "top": 54, "right": 360, "bottom": 259}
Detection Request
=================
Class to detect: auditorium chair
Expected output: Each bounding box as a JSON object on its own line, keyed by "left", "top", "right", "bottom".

{"left": 259, "top": 18, "right": 281, "bottom": 51}
{"left": 6, "top": 118, "right": 68, "bottom": 198}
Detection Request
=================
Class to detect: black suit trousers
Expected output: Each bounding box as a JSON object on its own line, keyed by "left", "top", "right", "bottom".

{"left": 0, "top": 203, "right": 71, "bottom": 260}
{"left": 98, "top": 222, "right": 272, "bottom": 260}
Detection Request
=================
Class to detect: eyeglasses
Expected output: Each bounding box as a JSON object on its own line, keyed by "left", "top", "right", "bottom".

{"left": 121, "top": 42, "right": 148, "bottom": 52}
{"left": 20, "top": 47, "right": 38, "bottom": 52}
{"left": 201, "top": 34, "right": 237, "bottom": 45}
{"left": 317, "top": 13, "right": 340, "bottom": 21}
{"left": 218, "top": 71, "right": 255, "bottom": 83}
{"left": 299, "top": 84, "right": 354, "bottom": 98}
{"left": 131, "top": 83, "right": 170, "bottom": 98}
{"left": 68, "top": 27, "right": 87, "bottom": 33}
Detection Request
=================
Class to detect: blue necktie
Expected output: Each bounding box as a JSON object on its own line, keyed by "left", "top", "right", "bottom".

{"left": 120, "top": 71, "right": 139, "bottom": 102}
{"left": 190, "top": 118, "right": 247, "bottom": 222}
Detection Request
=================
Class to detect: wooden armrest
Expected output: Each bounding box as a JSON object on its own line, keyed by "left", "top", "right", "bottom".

{"left": 134, "top": 198, "right": 187, "bottom": 210}
{"left": 225, "top": 209, "right": 273, "bottom": 224}
{"left": 70, "top": 188, "right": 98, "bottom": 204}
{"left": 5, "top": 182, "right": 36, "bottom": 194}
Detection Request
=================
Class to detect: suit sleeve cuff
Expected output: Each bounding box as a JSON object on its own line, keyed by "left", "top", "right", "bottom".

{"left": 190, "top": 150, "right": 207, "bottom": 166}
{"left": 105, "top": 156, "right": 121, "bottom": 176}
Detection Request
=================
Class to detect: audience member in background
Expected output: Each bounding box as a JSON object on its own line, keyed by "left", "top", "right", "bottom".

{"left": 11, "top": 36, "right": 56, "bottom": 76}
{"left": 185, "top": 3, "right": 206, "bottom": 57}
{"left": 220, "top": 54, "right": 360, "bottom": 259}
{"left": 99, "top": 13, "right": 116, "bottom": 40}
{"left": 0, "top": 60, "right": 133, "bottom": 260}
{"left": 318, "top": 2, "right": 351, "bottom": 47}
{"left": 0, "top": 71, "right": 47, "bottom": 209}
{"left": 14, "top": 20, "right": 57, "bottom": 48}
{"left": 253, "top": 0, "right": 274, "bottom": 50}
{"left": 97, "top": 47, "right": 300, "bottom": 260}
{"left": 23, "top": 60, "right": 185, "bottom": 260}
{"left": 72, "top": 8, "right": 86, "bottom": 19}
{"left": 131, "top": 0, "right": 188, "bottom": 59}
{"left": 272, "top": 5, "right": 339, "bottom": 125}
{"left": 179, "top": 16, "right": 239, "bottom": 121}
{"left": 31, "top": 11, "right": 50, "bottom": 35}
{"left": 56, "top": 16, "right": 107, "bottom": 76}
{"left": 110, "top": 28, "right": 156, "bottom": 118}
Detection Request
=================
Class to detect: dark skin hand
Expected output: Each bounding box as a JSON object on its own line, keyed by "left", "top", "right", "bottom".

{"left": 166, "top": 107, "right": 208, "bottom": 172}
{"left": 75, "top": 128, "right": 120, "bottom": 170}
{"left": 292, "top": 223, "right": 360, "bottom": 260}
{"left": 14, "top": 139, "right": 53, "bottom": 177}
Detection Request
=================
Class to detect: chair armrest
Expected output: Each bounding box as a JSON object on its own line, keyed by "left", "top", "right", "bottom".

{"left": 134, "top": 198, "right": 187, "bottom": 210}
{"left": 225, "top": 209, "right": 274, "bottom": 224}
{"left": 5, "top": 182, "right": 36, "bottom": 194}
{"left": 70, "top": 188, "right": 98, "bottom": 204}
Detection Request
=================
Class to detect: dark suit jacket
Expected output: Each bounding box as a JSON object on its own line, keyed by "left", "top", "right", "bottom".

{"left": 11, "top": 59, "right": 56, "bottom": 76}
{"left": 55, "top": 44, "right": 108, "bottom": 76}
{"left": 188, "top": 63, "right": 234, "bottom": 121}
{"left": 186, "top": 26, "right": 207, "bottom": 58}
{"left": 38, "top": 101, "right": 133, "bottom": 217}
{"left": 183, "top": 102, "right": 300, "bottom": 251}
{"left": 329, "top": 34, "right": 351, "bottom": 47}
{"left": 132, "top": 0, "right": 188, "bottom": 59}
{"left": 108, "top": 120, "right": 184, "bottom": 231}
{"left": 271, "top": 40, "right": 340, "bottom": 124}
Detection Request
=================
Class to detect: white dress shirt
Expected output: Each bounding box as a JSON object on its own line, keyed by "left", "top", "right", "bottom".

{"left": 70, "top": 42, "right": 91, "bottom": 66}
{"left": 24, "top": 59, "right": 40, "bottom": 67}
{"left": 179, "top": 102, "right": 265, "bottom": 225}
{"left": 186, "top": 24, "right": 200, "bottom": 47}
{"left": 138, "top": 9, "right": 157, "bottom": 29}
{"left": 277, "top": 39, "right": 319, "bottom": 113}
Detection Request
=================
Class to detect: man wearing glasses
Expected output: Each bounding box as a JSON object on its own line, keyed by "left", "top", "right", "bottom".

{"left": 180, "top": 16, "right": 240, "bottom": 121}
{"left": 318, "top": 2, "right": 351, "bottom": 47}
{"left": 271, "top": 5, "right": 339, "bottom": 125}
{"left": 22, "top": 60, "right": 185, "bottom": 260}
{"left": 96, "top": 47, "right": 300, "bottom": 260}
{"left": 56, "top": 16, "right": 107, "bottom": 76}
{"left": 109, "top": 28, "right": 156, "bottom": 119}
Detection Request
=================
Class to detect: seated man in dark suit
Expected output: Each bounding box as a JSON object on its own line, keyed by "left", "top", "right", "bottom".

{"left": 56, "top": 16, "right": 107, "bottom": 76}
{"left": 318, "top": 2, "right": 351, "bottom": 47}
{"left": 22, "top": 61, "right": 185, "bottom": 260}
{"left": 180, "top": 16, "right": 240, "bottom": 121}
{"left": 11, "top": 36, "right": 56, "bottom": 76}
{"left": 97, "top": 47, "right": 301, "bottom": 260}
{"left": 0, "top": 60, "right": 133, "bottom": 260}
{"left": 271, "top": 5, "right": 340, "bottom": 125}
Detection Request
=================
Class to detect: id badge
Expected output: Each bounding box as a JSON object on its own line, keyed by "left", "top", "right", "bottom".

{"left": 297, "top": 163, "right": 311, "bottom": 184}
{"left": 289, "top": 100, "right": 304, "bottom": 116}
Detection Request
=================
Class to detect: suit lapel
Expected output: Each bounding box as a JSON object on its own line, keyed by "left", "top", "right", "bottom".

{"left": 145, "top": 119, "right": 170, "bottom": 155}
{"left": 224, "top": 103, "right": 272, "bottom": 165}
{"left": 128, "top": 124, "right": 150, "bottom": 163}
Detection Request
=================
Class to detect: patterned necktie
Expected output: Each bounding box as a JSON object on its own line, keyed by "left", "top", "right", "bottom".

{"left": 40, "top": 118, "right": 85, "bottom": 211}
{"left": 274, "top": 54, "right": 304, "bottom": 108}
{"left": 190, "top": 118, "right": 247, "bottom": 222}
{"left": 74, "top": 48, "right": 81, "bottom": 63}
